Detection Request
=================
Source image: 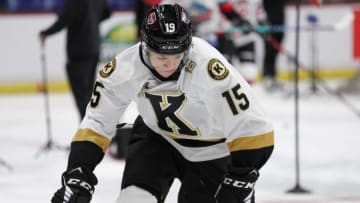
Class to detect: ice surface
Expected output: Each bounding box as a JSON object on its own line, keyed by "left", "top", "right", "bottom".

{"left": 1, "top": 82, "right": 359, "bottom": 203}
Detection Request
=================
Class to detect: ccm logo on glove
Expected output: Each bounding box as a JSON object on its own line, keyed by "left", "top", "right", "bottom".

{"left": 67, "top": 178, "right": 94, "bottom": 194}
{"left": 223, "top": 177, "right": 255, "bottom": 189}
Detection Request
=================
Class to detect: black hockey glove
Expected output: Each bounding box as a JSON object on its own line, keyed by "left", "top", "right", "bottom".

{"left": 215, "top": 167, "right": 259, "bottom": 203}
{"left": 51, "top": 167, "right": 98, "bottom": 203}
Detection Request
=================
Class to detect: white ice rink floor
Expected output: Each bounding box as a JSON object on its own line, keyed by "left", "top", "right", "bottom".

{"left": 1, "top": 82, "right": 360, "bottom": 203}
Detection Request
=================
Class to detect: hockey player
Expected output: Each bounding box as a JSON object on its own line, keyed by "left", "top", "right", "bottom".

{"left": 51, "top": 4, "right": 274, "bottom": 203}
{"left": 218, "top": 0, "right": 267, "bottom": 84}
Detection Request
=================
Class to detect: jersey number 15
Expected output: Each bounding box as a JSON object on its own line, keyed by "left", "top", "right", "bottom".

{"left": 222, "top": 83, "right": 250, "bottom": 115}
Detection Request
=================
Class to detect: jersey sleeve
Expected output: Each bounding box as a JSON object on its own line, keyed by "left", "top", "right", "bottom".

{"left": 66, "top": 45, "right": 145, "bottom": 171}
{"left": 73, "top": 56, "right": 134, "bottom": 153}
{"left": 200, "top": 57, "right": 274, "bottom": 168}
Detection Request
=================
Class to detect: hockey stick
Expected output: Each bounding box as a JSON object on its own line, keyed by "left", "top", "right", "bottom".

{"left": 332, "top": 12, "right": 355, "bottom": 31}
{"left": 260, "top": 24, "right": 360, "bottom": 119}
{"left": 34, "top": 45, "right": 67, "bottom": 158}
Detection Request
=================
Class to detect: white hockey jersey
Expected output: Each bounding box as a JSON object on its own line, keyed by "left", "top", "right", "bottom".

{"left": 76, "top": 37, "right": 274, "bottom": 162}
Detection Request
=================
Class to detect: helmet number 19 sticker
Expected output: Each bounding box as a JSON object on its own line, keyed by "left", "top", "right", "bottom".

{"left": 165, "top": 23, "right": 176, "bottom": 33}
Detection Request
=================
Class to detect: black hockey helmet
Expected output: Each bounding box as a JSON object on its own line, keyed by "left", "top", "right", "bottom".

{"left": 141, "top": 4, "right": 192, "bottom": 54}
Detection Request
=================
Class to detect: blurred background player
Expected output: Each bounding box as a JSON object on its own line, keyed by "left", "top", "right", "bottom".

{"left": 39, "top": 0, "right": 111, "bottom": 120}
{"left": 50, "top": 4, "right": 274, "bottom": 203}
{"left": 262, "top": 0, "right": 287, "bottom": 92}
{"left": 218, "top": 0, "right": 267, "bottom": 85}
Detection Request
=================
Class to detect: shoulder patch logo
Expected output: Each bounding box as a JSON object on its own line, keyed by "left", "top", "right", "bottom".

{"left": 207, "top": 58, "right": 229, "bottom": 80}
{"left": 100, "top": 58, "right": 116, "bottom": 78}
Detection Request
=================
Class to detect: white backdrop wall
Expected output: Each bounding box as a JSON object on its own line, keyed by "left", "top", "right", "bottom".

{"left": 0, "top": 4, "right": 359, "bottom": 85}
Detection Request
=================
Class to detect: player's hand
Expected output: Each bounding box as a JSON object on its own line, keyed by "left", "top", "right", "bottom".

{"left": 215, "top": 167, "right": 259, "bottom": 203}
{"left": 51, "top": 167, "right": 97, "bottom": 203}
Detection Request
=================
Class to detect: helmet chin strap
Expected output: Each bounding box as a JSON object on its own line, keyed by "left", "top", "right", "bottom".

{"left": 141, "top": 42, "right": 153, "bottom": 69}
